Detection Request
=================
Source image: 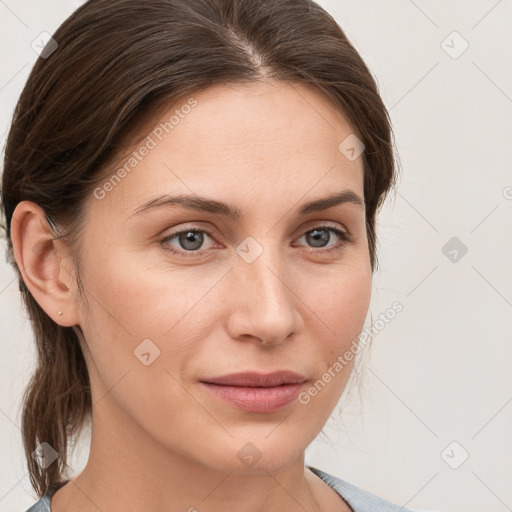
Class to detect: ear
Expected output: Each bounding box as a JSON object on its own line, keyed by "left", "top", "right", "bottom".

{"left": 10, "top": 200, "right": 80, "bottom": 327}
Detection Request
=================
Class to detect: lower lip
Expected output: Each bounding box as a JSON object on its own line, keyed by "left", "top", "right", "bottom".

{"left": 200, "top": 382, "right": 304, "bottom": 412}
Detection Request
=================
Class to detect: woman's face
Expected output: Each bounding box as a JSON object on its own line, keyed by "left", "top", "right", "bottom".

{"left": 73, "top": 80, "right": 372, "bottom": 473}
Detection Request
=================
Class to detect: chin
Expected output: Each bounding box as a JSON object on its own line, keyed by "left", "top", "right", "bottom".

{"left": 196, "top": 435, "right": 307, "bottom": 475}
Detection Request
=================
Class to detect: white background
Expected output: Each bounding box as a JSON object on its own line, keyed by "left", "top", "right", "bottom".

{"left": 1, "top": 1, "right": 511, "bottom": 511}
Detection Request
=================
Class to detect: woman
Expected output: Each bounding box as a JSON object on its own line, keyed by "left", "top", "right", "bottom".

{"left": 1, "top": 0, "right": 410, "bottom": 510}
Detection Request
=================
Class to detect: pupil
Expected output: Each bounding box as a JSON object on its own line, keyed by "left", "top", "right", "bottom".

{"left": 308, "top": 229, "right": 329, "bottom": 247}
{"left": 180, "top": 231, "right": 203, "bottom": 250}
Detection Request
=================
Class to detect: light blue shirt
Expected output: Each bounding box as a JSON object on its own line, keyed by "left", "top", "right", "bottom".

{"left": 25, "top": 465, "right": 414, "bottom": 511}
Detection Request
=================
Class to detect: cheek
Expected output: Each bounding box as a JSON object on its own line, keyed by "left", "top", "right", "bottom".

{"left": 79, "top": 245, "right": 196, "bottom": 339}
{"left": 77, "top": 248, "right": 213, "bottom": 401}
{"left": 77, "top": 251, "right": 200, "bottom": 441}
{"left": 300, "top": 263, "right": 372, "bottom": 347}
{"left": 287, "top": 263, "right": 371, "bottom": 405}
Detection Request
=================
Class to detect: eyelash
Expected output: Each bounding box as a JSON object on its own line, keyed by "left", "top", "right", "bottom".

{"left": 160, "top": 224, "right": 352, "bottom": 259}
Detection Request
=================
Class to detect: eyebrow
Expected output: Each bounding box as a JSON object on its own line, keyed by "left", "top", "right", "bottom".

{"left": 132, "top": 189, "right": 364, "bottom": 219}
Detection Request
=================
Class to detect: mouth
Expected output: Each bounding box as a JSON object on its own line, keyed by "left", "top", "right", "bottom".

{"left": 199, "top": 371, "right": 307, "bottom": 413}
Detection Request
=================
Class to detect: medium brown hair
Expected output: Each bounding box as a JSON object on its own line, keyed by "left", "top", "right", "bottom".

{"left": 0, "top": 0, "right": 398, "bottom": 498}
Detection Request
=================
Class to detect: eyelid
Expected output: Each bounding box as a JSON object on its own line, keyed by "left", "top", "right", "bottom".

{"left": 161, "top": 220, "right": 350, "bottom": 241}
{"left": 293, "top": 223, "right": 352, "bottom": 249}
{"left": 160, "top": 221, "right": 352, "bottom": 258}
{"left": 297, "top": 219, "right": 351, "bottom": 239}
{"left": 159, "top": 223, "right": 220, "bottom": 260}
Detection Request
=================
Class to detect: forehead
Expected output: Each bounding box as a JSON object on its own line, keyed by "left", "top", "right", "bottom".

{"left": 181, "top": 80, "right": 358, "bottom": 156}
{"left": 88, "top": 80, "right": 364, "bottom": 218}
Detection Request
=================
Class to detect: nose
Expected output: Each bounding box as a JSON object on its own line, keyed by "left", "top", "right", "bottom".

{"left": 224, "top": 245, "right": 303, "bottom": 346}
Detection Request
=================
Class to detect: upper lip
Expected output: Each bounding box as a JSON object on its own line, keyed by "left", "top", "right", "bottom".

{"left": 201, "top": 371, "right": 307, "bottom": 387}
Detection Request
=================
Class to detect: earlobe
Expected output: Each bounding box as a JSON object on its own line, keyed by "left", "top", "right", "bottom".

{"left": 10, "top": 201, "right": 80, "bottom": 327}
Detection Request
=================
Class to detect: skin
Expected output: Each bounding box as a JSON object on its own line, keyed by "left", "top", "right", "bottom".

{"left": 12, "top": 80, "right": 371, "bottom": 512}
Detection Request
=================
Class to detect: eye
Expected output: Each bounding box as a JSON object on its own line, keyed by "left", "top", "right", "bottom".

{"left": 160, "top": 223, "right": 352, "bottom": 259}
{"left": 294, "top": 224, "right": 351, "bottom": 254}
{"left": 161, "top": 227, "right": 216, "bottom": 258}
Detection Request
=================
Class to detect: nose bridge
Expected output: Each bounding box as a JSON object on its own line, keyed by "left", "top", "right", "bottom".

{"left": 239, "top": 238, "right": 289, "bottom": 305}
{"left": 228, "top": 235, "right": 299, "bottom": 343}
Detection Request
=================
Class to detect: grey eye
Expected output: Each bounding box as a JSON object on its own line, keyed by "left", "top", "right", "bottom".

{"left": 168, "top": 230, "right": 210, "bottom": 251}
{"left": 305, "top": 228, "right": 332, "bottom": 248}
